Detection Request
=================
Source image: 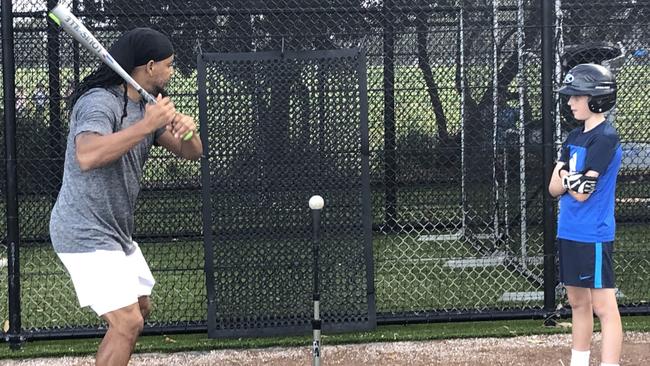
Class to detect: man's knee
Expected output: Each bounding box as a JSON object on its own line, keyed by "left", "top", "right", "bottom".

{"left": 103, "top": 304, "right": 145, "bottom": 340}
{"left": 138, "top": 296, "right": 153, "bottom": 319}
{"left": 115, "top": 314, "right": 144, "bottom": 341}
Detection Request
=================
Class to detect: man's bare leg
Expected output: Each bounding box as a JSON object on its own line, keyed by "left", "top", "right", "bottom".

{"left": 96, "top": 303, "right": 144, "bottom": 366}
{"left": 138, "top": 295, "right": 153, "bottom": 320}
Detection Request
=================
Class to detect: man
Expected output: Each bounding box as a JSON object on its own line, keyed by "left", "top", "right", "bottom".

{"left": 50, "top": 28, "right": 202, "bottom": 366}
{"left": 548, "top": 63, "right": 623, "bottom": 366}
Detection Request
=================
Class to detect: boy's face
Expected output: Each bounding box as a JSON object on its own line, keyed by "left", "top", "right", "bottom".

{"left": 567, "top": 95, "right": 591, "bottom": 121}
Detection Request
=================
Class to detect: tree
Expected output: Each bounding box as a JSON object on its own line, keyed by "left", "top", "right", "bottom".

{"left": 66, "top": 0, "right": 644, "bottom": 232}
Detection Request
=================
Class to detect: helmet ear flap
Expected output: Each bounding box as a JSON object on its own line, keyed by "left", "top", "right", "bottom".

{"left": 587, "top": 91, "right": 616, "bottom": 113}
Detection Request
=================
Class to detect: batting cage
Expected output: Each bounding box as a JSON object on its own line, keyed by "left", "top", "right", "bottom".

{"left": 197, "top": 49, "right": 375, "bottom": 337}
{"left": 1, "top": 0, "right": 649, "bottom": 347}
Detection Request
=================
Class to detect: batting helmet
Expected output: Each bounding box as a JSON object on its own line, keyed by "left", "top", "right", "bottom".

{"left": 557, "top": 63, "right": 617, "bottom": 113}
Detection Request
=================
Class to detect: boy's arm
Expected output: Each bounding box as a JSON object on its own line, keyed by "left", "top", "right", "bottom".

{"left": 567, "top": 133, "right": 618, "bottom": 202}
{"left": 549, "top": 164, "right": 600, "bottom": 201}
{"left": 566, "top": 170, "right": 600, "bottom": 202}
{"left": 549, "top": 138, "right": 572, "bottom": 198}
{"left": 548, "top": 162, "right": 568, "bottom": 198}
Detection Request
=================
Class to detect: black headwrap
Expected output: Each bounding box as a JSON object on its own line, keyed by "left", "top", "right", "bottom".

{"left": 69, "top": 27, "right": 174, "bottom": 121}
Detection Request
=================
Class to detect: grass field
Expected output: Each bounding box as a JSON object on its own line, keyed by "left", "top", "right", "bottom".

{"left": 1, "top": 58, "right": 649, "bottom": 356}
{"left": 1, "top": 177, "right": 648, "bottom": 334}
{"left": 1, "top": 222, "right": 648, "bottom": 334}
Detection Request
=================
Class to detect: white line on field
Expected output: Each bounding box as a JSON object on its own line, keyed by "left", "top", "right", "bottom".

{"left": 499, "top": 289, "right": 625, "bottom": 302}
{"left": 446, "top": 256, "right": 506, "bottom": 268}
{"left": 377, "top": 255, "right": 544, "bottom": 267}
{"left": 419, "top": 233, "right": 501, "bottom": 241}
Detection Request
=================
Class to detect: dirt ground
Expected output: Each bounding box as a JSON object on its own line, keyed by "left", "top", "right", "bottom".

{"left": 1, "top": 332, "right": 648, "bottom": 366}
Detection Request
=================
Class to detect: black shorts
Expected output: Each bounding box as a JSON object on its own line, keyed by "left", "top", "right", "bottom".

{"left": 558, "top": 239, "right": 615, "bottom": 289}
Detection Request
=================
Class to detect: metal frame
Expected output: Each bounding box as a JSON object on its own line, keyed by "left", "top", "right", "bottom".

{"left": 198, "top": 48, "right": 375, "bottom": 339}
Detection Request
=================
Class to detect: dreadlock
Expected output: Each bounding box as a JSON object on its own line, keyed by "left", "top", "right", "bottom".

{"left": 68, "top": 27, "right": 174, "bottom": 129}
{"left": 69, "top": 64, "right": 131, "bottom": 128}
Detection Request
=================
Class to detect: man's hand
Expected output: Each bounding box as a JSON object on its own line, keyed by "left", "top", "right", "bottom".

{"left": 167, "top": 113, "right": 197, "bottom": 140}
{"left": 143, "top": 94, "right": 176, "bottom": 132}
{"left": 562, "top": 173, "right": 597, "bottom": 194}
{"left": 155, "top": 111, "right": 203, "bottom": 160}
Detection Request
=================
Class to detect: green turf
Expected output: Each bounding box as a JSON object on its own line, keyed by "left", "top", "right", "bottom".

{"left": 5, "top": 222, "right": 648, "bottom": 332}
{"left": 1, "top": 62, "right": 649, "bottom": 352}
{"left": 374, "top": 233, "right": 543, "bottom": 311}
{"left": 1, "top": 316, "right": 650, "bottom": 360}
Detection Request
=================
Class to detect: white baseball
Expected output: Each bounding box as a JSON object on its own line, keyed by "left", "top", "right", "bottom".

{"left": 309, "top": 195, "right": 324, "bottom": 210}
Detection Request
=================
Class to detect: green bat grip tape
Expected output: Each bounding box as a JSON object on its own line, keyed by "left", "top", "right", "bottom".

{"left": 48, "top": 12, "right": 61, "bottom": 26}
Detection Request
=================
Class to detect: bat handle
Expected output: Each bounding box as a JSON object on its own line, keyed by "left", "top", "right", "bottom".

{"left": 140, "top": 89, "right": 194, "bottom": 141}
{"left": 140, "top": 89, "right": 157, "bottom": 104}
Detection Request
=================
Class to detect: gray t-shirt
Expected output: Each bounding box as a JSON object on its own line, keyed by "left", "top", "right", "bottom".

{"left": 50, "top": 87, "right": 164, "bottom": 254}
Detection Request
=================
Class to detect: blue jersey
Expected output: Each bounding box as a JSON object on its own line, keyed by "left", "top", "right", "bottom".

{"left": 557, "top": 122, "right": 622, "bottom": 242}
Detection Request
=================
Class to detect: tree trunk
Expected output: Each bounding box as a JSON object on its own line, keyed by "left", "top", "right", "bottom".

{"left": 416, "top": 14, "right": 449, "bottom": 143}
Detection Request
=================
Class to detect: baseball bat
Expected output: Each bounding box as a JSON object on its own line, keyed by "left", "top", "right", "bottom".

{"left": 48, "top": 4, "right": 193, "bottom": 140}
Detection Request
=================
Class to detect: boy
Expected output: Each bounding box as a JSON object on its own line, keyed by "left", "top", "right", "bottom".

{"left": 548, "top": 63, "right": 623, "bottom": 366}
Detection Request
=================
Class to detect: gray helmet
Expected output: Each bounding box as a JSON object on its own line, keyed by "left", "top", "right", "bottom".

{"left": 557, "top": 63, "right": 617, "bottom": 113}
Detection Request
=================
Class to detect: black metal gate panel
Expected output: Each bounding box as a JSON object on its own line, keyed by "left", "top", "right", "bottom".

{"left": 198, "top": 49, "right": 374, "bottom": 338}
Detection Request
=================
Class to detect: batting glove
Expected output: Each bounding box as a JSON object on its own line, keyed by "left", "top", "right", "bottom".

{"left": 562, "top": 173, "right": 597, "bottom": 194}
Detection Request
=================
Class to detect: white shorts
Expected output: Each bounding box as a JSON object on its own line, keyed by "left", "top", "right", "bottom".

{"left": 57, "top": 242, "right": 156, "bottom": 316}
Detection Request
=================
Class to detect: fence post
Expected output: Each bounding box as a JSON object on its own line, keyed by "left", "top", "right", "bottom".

{"left": 541, "top": 0, "right": 557, "bottom": 322}
{"left": 1, "top": 0, "right": 24, "bottom": 349}
{"left": 382, "top": 0, "right": 397, "bottom": 232}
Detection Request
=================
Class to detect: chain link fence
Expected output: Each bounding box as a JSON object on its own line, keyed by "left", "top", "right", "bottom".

{"left": 557, "top": 0, "right": 650, "bottom": 314}
{"left": 1, "top": 0, "right": 649, "bottom": 343}
{"left": 372, "top": 1, "right": 546, "bottom": 319}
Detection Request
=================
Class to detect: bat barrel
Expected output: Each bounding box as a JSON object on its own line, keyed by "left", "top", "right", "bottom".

{"left": 50, "top": 5, "right": 106, "bottom": 58}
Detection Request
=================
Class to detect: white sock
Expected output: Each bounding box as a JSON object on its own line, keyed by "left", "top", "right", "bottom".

{"left": 570, "top": 349, "right": 590, "bottom": 366}
{"left": 600, "top": 363, "right": 619, "bottom": 366}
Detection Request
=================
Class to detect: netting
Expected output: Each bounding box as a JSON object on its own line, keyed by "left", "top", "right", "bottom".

{"left": 0, "top": 0, "right": 648, "bottom": 341}
{"left": 199, "top": 49, "right": 374, "bottom": 337}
